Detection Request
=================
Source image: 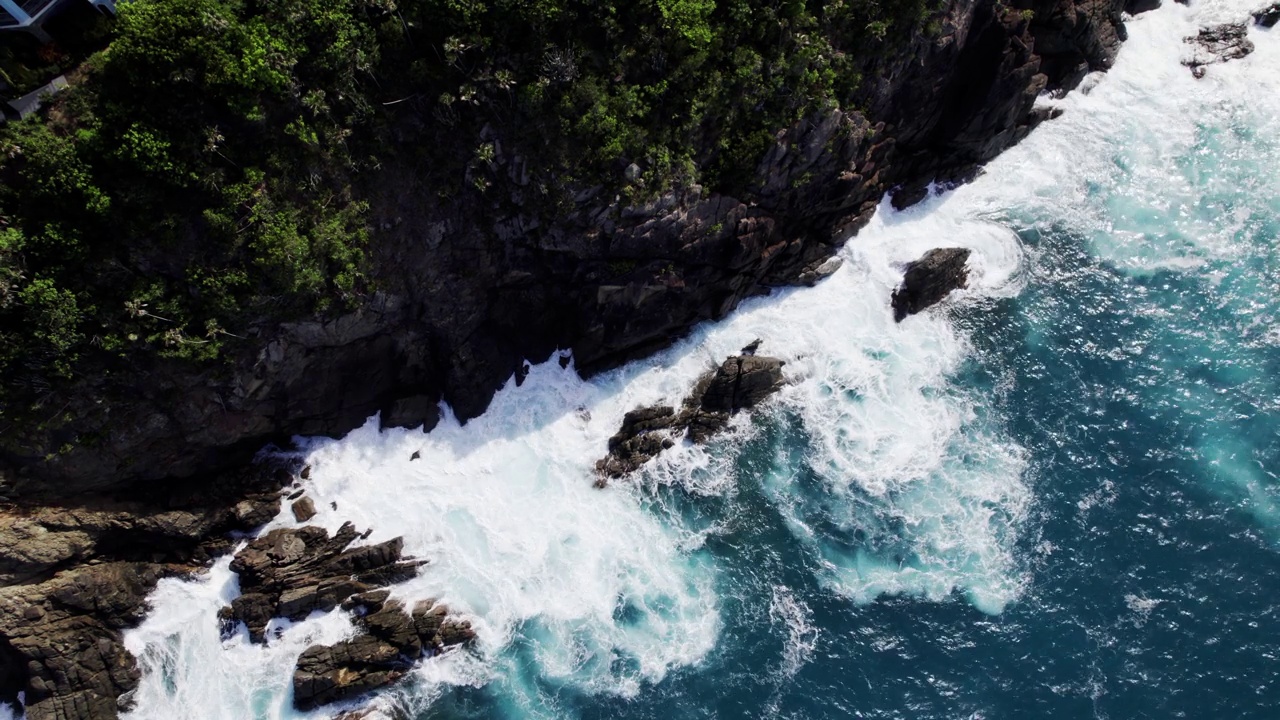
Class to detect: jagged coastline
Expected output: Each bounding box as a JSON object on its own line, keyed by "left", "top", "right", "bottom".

{"left": 0, "top": 0, "right": 1157, "bottom": 716}
{"left": 4, "top": 0, "right": 1144, "bottom": 500}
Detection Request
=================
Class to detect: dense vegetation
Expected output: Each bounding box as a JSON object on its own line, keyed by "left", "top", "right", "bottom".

{"left": 0, "top": 0, "right": 938, "bottom": 428}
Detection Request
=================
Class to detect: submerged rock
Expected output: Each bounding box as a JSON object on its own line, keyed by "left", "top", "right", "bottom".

{"left": 890, "top": 248, "right": 972, "bottom": 321}
{"left": 1183, "top": 23, "right": 1254, "bottom": 77}
{"left": 596, "top": 353, "right": 785, "bottom": 480}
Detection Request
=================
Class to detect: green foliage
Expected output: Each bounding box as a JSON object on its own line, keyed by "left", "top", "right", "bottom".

{"left": 0, "top": 0, "right": 945, "bottom": 424}
{"left": 657, "top": 0, "right": 717, "bottom": 45}
{"left": 0, "top": 0, "right": 381, "bottom": 421}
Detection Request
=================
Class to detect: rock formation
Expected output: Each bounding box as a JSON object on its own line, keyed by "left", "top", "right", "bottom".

{"left": 1183, "top": 23, "right": 1255, "bottom": 77}
{"left": 1256, "top": 4, "right": 1280, "bottom": 27}
{"left": 891, "top": 248, "right": 973, "bottom": 321}
{"left": 219, "top": 523, "right": 422, "bottom": 643}
{"left": 0, "top": 463, "right": 293, "bottom": 720}
{"left": 293, "top": 593, "right": 474, "bottom": 710}
{"left": 0, "top": 0, "right": 1159, "bottom": 502}
{"left": 217, "top": 523, "right": 474, "bottom": 711}
{"left": 597, "top": 354, "right": 786, "bottom": 480}
{"left": 0, "top": 0, "right": 1168, "bottom": 714}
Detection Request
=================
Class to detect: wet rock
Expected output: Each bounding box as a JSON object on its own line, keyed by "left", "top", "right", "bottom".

{"left": 1183, "top": 23, "right": 1255, "bottom": 76}
{"left": 292, "top": 598, "right": 473, "bottom": 711}
{"left": 596, "top": 353, "right": 785, "bottom": 479}
{"left": 0, "top": 463, "right": 295, "bottom": 720}
{"left": 795, "top": 256, "right": 844, "bottom": 286}
{"left": 1125, "top": 0, "right": 1161, "bottom": 14}
{"left": 215, "top": 523, "right": 473, "bottom": 711}
{"left": 223, "top": 524, "right": 421, "bottom": 643}
{"left": 700, "top": 356, "right": 786, "bottom": 413}
{"left": 379, "top": 395, "right": 441, "bottom": 432}
{"left": 891, "top": 248, "right": 972, "bottom": 322}
{"left": 1255, "top": 3, "right": 1280, "bottom": 26}
{"left": 293, "top": 635, "right": 408, "bottom": 710}
{"left": 291, "top": 497, "right": 317, "bottom": 522}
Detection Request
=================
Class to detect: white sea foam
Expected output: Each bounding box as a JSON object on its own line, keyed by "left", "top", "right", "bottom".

{"left": 768, "top": 586, "right": 819, "bottom": 679}
{"left": 118, "top": 0, "right": 1280, "bottom": 717}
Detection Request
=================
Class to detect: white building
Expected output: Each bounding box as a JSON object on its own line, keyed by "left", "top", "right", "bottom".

{"left": 0, "top": 0, "right": 117, "bottom": 44}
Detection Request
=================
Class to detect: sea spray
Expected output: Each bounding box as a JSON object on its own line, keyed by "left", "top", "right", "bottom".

{"left": 122, "top": 189, "right": 1031, "bottom": 718}
{"left": 117, "top": 1, "right": 1280, "bottom": 718}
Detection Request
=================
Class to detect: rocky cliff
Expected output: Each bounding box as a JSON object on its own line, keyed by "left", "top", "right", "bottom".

{"left": 0, "top": 0, "right": 1161, "bottom": 716}
{"left": 0, "top": 0, "right": 1147, "bottom": 502}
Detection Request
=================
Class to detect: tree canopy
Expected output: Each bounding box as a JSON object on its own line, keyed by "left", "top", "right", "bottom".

{"left": 0, "top": 0, "right": 938, "bottom": 427}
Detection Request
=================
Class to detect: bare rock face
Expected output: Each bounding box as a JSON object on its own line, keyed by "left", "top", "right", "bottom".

{"left": 891, "top": 248, "right": 972, "bottom": 322}
{"left": 1183, "top": 23, "right": 1255, "bottom": 77}
{"left": 596, "top": 354, "right": 785, "bottom": 480}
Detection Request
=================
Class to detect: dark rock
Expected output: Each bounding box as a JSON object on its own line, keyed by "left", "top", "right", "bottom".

{"left": 1255, "top": 3, "right": 1280, "bottom": 27}
{"left": 0, "top": 463, "right": 294, "bottom": 720}
{"left": 1183, "top": 23, "right": 1255, "bottom": 76}
{"left": 293, "top": 635, "right": 408, "bottom": 710}
{"left": 700, "top": 356, "right": 786, "bottom": 413}
{"left": 380, "top": 394, "right": 441, "bottom": 432}
{"left": 223, "top": 523, "right": 420, "bottom": 643}
{"left": 795, "top": 256, "right": 844, "bottom": 286}
{"left": 2, "top": 0, "right": 1140, "bottom": 504}
{"left": 410, "top": 450, "right": 421, "bottom": 461}
{"left": 1126, "top": 0, "right": 1161, "bottom": 14}
{"left": 291, "top": 598, "right": 473, "bottom": 711}
{"left": 596, "top": 354, "right": 785, "bottom": 479}
{"left": 891, "top": 248, "right": 972, "bottom": 322}
{"left": 215, "top": 523, "right": 473, "bottom": 711}
{"left": 291, "top": 497, "right": 317, "bottom": 522}
{"left": 740, "top": 339, "right": 761, "bottom": 355}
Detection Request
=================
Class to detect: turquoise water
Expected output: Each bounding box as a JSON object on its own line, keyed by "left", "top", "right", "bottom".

{"left": 113, "top": 3, "right": 1280, "bottom": 719}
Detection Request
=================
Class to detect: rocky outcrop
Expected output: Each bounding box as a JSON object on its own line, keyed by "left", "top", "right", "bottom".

{"left": 891, "top": 248, "right": 973, "bottom": 321}
{"left": 220, "top": 523, "right": 422, "bottom": 644}
{"left": 216, "top": 523, "right": 474, "bottom": 712}
{"left": 0, "top": 0, "right": 1165, "bottom": 715}
{"left": 597, "top": 353, "right": 785, "bottom": 480}
{"left": 0, "top": 0, "right": 1150, "bottom": 502}
{"left": 0, "top": 463, "right": 294, "bottom": 720}
{"left": 293, "top": 593, "right": 473, "bottom": 710}
{"left": 1183, "top": 23, "right": 1255, "bottom": 77}
{"left": 1256, "top": 4, "right": 1280, "bottom": 27}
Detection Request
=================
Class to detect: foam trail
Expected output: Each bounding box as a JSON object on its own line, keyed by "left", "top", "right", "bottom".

{"left": 768, "top": 585, "right": 819, "bottom": 679}
{"left": 120, "top": 0, "right": 1280, "bottom": 716}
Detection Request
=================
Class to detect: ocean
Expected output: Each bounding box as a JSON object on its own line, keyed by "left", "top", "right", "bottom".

{"left": 99, "top": 1, "right": 1280, "bottom": 718}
